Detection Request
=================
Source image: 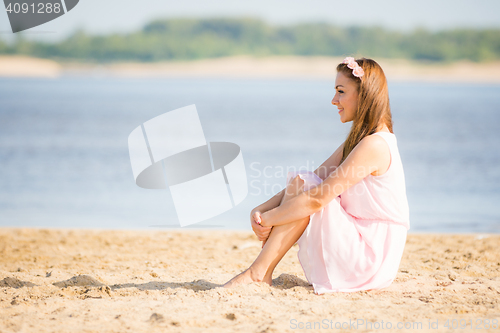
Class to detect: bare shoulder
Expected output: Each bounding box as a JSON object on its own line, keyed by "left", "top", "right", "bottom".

{"left": 356, "top": 134, "right": 391, "bottom": 176}
{"left": 358, "top": 133, "right": 389, "bottom": 151}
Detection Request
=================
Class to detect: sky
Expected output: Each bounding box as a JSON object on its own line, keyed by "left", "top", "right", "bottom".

{"left": 1, "top": 0, "right": 500, "bottom": 42}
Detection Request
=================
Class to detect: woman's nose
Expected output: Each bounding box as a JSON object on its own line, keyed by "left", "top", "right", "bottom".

{"left": 331, "top": 97, "right": 338, "bottom": 105}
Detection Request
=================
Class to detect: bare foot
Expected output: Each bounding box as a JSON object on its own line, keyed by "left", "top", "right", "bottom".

{"left": 223, "top": 268, "right": 272, "bottom": 288}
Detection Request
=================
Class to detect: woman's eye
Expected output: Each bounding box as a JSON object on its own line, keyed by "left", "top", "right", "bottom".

{"left": 338, "top": 90, "right": 344, "bottom": 94}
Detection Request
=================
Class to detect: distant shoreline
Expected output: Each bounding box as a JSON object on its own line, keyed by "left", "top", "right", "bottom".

{"left": 1, "top": 55, "right": 500, "bottom": 83}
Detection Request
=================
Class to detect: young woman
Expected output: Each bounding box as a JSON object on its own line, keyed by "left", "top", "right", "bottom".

{"left": 223, "top": 57, "right": 410, "bottom": 295}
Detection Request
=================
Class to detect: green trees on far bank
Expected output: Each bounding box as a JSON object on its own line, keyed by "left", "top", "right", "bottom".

{"left": 1, "top": 17, "right": 499, "bottom": 63}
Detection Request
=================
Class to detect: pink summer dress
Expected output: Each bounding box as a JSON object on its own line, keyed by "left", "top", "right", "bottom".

{"left": 288, "top": 132, "right": 410, "bottom": 295}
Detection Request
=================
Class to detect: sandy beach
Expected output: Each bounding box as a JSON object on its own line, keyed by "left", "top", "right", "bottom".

{"left": 0, "top": 228, "right": 499, "bottom": 332}
{"left": 1, "top": 55, "right": 500, "bottom": 83}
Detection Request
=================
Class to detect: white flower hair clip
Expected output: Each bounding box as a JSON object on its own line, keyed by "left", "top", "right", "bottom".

{"left": 343, "top": 57, "right": 364, "bottom": 78}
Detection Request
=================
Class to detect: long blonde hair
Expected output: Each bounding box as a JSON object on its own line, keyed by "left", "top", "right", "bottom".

{"left": 337, "top": 58, "right": 393, "bottom": 165}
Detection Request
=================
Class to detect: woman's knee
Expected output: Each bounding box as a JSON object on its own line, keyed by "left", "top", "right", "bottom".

{"left": 287, "top": 172, "right": 303, "bottom": 184}
{"left": 284, "top": 175, "right": 305, "bottom": 198}
{"left": 289, "top": 175, "right": 305, "bottom": 187}
{"left": 281, "top": 176, "right": 304, "bottom": 204}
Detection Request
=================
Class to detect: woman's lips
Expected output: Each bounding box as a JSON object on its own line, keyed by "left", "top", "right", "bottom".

{"left": 338, "top": 109, "right": 343, "bottom": 114}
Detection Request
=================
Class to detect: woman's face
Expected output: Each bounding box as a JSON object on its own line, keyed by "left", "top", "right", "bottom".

{"left": 331, "top": 72, "right": 359, "bottom": 123}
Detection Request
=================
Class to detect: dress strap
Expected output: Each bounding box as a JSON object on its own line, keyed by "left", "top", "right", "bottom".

{"left": 370, "top": 132, "right": 396, "bottom": 177}
{"left": 372, "top": 132, "right": 395, "bottom": 150}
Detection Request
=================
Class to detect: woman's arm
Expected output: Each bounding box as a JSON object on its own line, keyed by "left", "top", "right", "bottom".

{"left": 250, "top": 188, "right": 285, "bottom": 216}
{"left": 251, "top": 141, "right": 344, "bottom": 216}
{"left": 259, "top": 135, "right": 389, "bottom": 227}
{"left": 313, "top": 142, "right": 345, "bottom": 181}
{"left": 250, "top": 189, "right": 285, "bottom": 246}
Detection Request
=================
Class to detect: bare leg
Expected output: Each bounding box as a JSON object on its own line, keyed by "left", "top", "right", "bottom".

{"left": 223, "top": 175, "right": 310, "bottom": 287}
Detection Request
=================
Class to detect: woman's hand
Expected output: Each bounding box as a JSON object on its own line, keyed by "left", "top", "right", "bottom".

{"left": 250, "top": 210, "right": 272, "bottom": 247}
